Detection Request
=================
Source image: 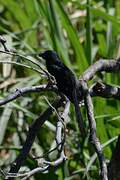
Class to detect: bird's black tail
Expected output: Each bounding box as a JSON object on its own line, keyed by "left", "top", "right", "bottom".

{"left": 73, "top": 89, "right": 86, "bottom": 138}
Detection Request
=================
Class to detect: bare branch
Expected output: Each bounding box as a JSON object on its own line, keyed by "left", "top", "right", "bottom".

{"left": 90, "top": 82, "right": 120, "bottom": 100}
{"left": 81, "top": 58, "right": 120, "bottom": 81}
{"left": 81, "top": 80, "right": 108, "bottom": 180}
{"left": 5, "top": 97, "right": 63, "bottom": 180}
{"left": 0, "top": 84, "right": 57, "bottom": 106}
{"left": 20, "top": 101, "right": 70, "bottom": 179}
{"left": 5, "top": 151, "right": 66, "bottom": 180}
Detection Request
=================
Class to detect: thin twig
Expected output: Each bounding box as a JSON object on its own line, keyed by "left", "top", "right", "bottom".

{"left": 0, "top": 49, "right": 49, "bottom": 76}
{"left": 0, "top": 60, "right": 43, "bottom": 74}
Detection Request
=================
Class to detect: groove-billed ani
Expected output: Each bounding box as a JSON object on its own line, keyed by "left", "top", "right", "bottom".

{"left": 39, "top": 50, "right": 86, "bottom": 137}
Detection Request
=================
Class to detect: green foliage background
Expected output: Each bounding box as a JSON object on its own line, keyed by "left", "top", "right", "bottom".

{"left": 0, "top": 0, "right": 120, "bottom": 179}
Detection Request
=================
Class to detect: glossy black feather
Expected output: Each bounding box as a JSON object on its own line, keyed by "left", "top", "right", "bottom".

{"left": 39, "top": 50, "right": 86, "bottom": 136}
{"left": 39, "top": 50, "right": 80, "bottom": 102}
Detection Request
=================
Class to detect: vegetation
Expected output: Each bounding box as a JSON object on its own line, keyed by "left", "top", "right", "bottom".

{"left": 0, "top": 0, "right": 120, "bottom": 179}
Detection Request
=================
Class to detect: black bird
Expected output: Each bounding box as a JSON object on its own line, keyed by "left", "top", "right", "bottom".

{"left": 39, "top": 50, "right": 86, "bottom": 137}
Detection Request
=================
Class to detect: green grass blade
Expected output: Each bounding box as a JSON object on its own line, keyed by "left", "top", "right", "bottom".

{"left": 86, "top": 0, "right": 92, "bottom": 63}
{"left": 56, "top": 1, "right": 88, "bottom": 73}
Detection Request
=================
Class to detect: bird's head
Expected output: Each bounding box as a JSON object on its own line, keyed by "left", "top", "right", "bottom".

{"left": 39, "top": 50, "right": 60, "bottom": 63}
